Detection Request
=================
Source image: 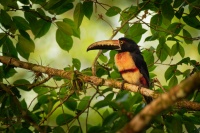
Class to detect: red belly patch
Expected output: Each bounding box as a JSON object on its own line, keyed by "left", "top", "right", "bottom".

{"left": 120, "top": 68, "right": 139, "bottom": 74}
{"left": 140, "top": 77, "right": 147, "bottom": 86}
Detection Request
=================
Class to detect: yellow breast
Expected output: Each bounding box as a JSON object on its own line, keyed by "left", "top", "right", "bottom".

{"left": 115, "top": 52, "right": 143, "bottom": 85}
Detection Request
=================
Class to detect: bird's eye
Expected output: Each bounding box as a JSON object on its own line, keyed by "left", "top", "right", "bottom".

{"left": 120, "top": 41, "right": 123, "bottom": 44}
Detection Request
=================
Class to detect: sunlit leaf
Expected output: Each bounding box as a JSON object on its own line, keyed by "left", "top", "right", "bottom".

{"left": 125, "top": 23, "right": 147, "bottom": 43}
{"left": 56, "top": 21, "right": 73, "bottom": 36}
{"left": 56, "top": 29, "right": 73, "bottom": 52}
{"left": 17, "top": 35, "right": 35, "bottom": 53}
{"left": 178, "top": 43, "right": 185, "bottom": 58}
{"left": 106, "top": 6, "right": 121, "bottom": 17}
{"left": 73, "top": 2, "right": 84, "bottom": 28}
{"left": 72, "top": 58, "right": 81, "bottom": 70}
{"left": 171, "top": 43, "right": 178, "bottom": 56}
{"left": 77, "top": 96, "right": 90, "bottom": 111}
{"left": 33, "top": 86, "right": 49, "bottom": 94}
{"left": 99, "top": 54, "right": 108, "bottom": 63}
{"left": 63, "top": 18, "right": 80, "bottom": 38}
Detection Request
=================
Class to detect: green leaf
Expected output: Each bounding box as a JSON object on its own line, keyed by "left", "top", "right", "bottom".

{"left": 49, "top": 1, "right": 73, "bottom": 15}
{"left": 103, "top": 112, "right": 119, "bottom": 126}
{"left": 19, "top": 30, "right": 31, "bottom": 40}
{"left": 183, "top": 29, "right": 193, "bottom": 44}
{"left": 69, "top": 126, "right": 81, "bottom": 133}
{"left": 167, "top": 23, "right": 184, "bottom": 37}
{"left": 105, "top": 93, "right": 114, "bottom": 101}
{"left": 73, "top": 2, "right": 84, "bottom": 28}
{"left": 182, "top": 16, "right": 200, "bottom": 29}
{"left": 142, "top": 49, "right": 154, "bottom": 66}
{"left": 56, "top": 113, "right": 74, "bottom": 126}
{"left": 63, "top": 18, "right": 80, "bottom": 38}
{"left": 175, "top": 7, "right": 184, "bottom": 19}
{"left": 16, "top": 43, "right": 30, "bottom": 60}
{"left": 184, "top": 122, "right": 198, "bottom": 133}
{"left": 120, "top": 6, "right": 137, "bottom": 22}
{"left": 77, "top": 96, "right": 90, "bottom": 111}
{"left": 0, "top": 9, "right": 13, "bottom": 29}
{"left": 13, "top": 79, "right": 30, "bottom": 91}
{"left": 177, "top": 57, "right": 190, "bottom": 65}
{"left": 2, "top": 37, "right": 18, "bottom": 58}
{"left": 56, "top": 29, "right": 73, "bottom": 51}
{"left": 156, "top": 41, "right": 170, "bottom": 62}
{"left": 198, "top": 42, "right": 200, "bottom": 55}
{"left": 161, "top": 1, "right": 174, "bottom": 22}
{"left": 33, "top": 86, "right": 49, "bottom": 94}
{"left": 53, "top": 127, "right": 65, "bottom": 133}
{"left": 150, "top": 14, "right": 162, "bottom": 34}
{"left": 20, "top": 99, "right": 27, "bottom": 110}
{"left": 31, "top": 19, "right": 51, "bottom": 38}
{"left": 18, "top": 35, "right": 35, "bottom": 53}
{"left": 12, "top": 16, "right": 30, "bottom": 30}
{"left": 72, "top": 58, "right": 81, "bottom": 70}
{"left": 171, "top": 116, "right": 182, "bottom": 133}
{"left": 0, "top": 33, "right": 7, "bottom": 46}
{"left": 24, "top": 11, "right": 37, "bottom": 24}
{"left": 125, "top": 23, "right": 147, "bottom": 43}
{"left": 94, "top": 100, "right": 110, "bottom": 109}
{"left": 56, "top": 21, "right": 73, "bottom": 36}
{"left": 171, "top": 43, "right": 178, "bottom": 56}
{"left": 178, "top": 43, "right": 185, "bottom": 58}
{"left": 38, "top": 95, "right": 50, "bottom": 104}
{"left": 165, "top": 66, "right": 177, "bottom": 81}
{"left": 64, "top": 97, "right": 77, "bottom": 111}
{"left": 1, "top": 65, "right": 17, "bottom": 78}
{"left": 115, "top": 91, "right": 131, "bottom": 103}
{"left": 173, "top": 0, "right": 183, "bottom": 8}
{"left": 169, "top": 75, "right": 178, "bottom": 88}
{"left": 83, "top": 1, "right": 93, "bottom": 19}
{"left": 106, "top": 6, "right": 121, "bottom": 17}
{"left": 99, "top": 54, "right": 108, "bottom": 63}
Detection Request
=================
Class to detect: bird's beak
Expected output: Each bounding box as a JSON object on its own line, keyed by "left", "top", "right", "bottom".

{"left": 87, "top": 40, "right": 121, "bottom": 51}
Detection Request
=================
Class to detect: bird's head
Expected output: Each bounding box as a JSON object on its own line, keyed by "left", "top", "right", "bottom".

{"left": 87, "top": 37, "right": 140, "bottom": 53}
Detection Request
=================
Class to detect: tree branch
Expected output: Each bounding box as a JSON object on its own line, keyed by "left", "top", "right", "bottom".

{"left": 0, "top": 55, "right": 200, "bottom": 111}
{"left": 118, "top": 72, "right": 200, "bottom": 133}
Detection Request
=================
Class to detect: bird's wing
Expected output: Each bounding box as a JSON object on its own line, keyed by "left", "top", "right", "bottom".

{"left": 131, "top": 52, "right": 150, "bottom": 87}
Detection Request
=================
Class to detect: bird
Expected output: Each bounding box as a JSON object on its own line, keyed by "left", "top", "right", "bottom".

{"left": 87, "top": 37, "right": 152, "bottom": 103}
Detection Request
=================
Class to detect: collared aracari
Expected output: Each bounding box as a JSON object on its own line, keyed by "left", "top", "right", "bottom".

{"left": 87, "top": 37, "right": 152, "bottom": 103}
